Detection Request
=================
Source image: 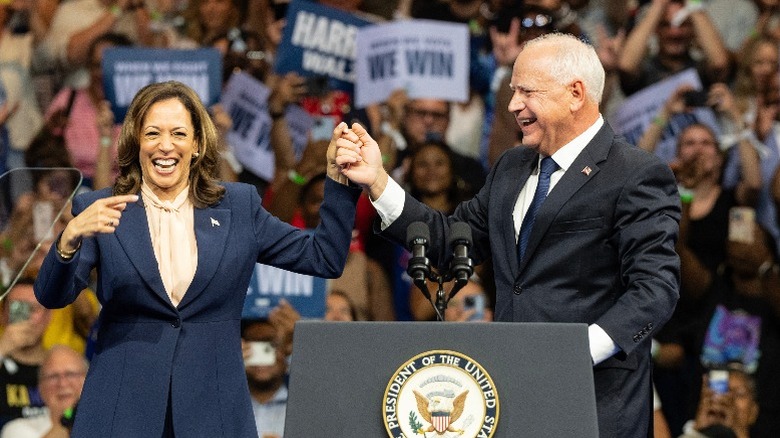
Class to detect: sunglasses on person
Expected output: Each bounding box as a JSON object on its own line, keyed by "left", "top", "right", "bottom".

{"left": 521, "top": 14, "right": 554, "bottom": 30}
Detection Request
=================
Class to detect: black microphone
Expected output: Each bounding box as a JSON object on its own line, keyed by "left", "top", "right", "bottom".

{"left": 406, "top": 222, "right": 431, "bottom": 299}
{"left": 448, "top": 222, "right": 473, "bottom": 286}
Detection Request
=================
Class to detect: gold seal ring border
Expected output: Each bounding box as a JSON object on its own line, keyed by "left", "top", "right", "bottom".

{"left": 382, "top": 349, "right": 500, "bottom": 438}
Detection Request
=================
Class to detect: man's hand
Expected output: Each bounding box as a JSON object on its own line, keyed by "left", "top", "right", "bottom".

{"left": 489, "top": 18, "right": 522, "bottom": 67}
{"left": 335, "top": 122, "right": 388, "bottom": 199}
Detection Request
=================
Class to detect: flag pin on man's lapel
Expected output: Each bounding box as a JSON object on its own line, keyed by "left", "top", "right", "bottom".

{"left": 210, "top": 217, "right": 220, "bottom": 227}
{"left": 581, "top": 166, "right": 592, "bottom": 176}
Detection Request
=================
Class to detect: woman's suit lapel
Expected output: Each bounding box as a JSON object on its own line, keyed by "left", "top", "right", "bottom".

{"left": 113, "top": 198, "right": 170, "bottom": 305}
{"left": 113, "top": 197, "right": 233, "bottom": 309}
{"left": 177, "top": 206, "right": 231, "bottom": 309}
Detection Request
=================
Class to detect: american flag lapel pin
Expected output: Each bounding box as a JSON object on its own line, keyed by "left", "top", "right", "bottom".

{"left": 210, "top": 217, "right": 220, "bottom": 227}
{"left": 581, "top": 166, "right": 592, "bottom": 176}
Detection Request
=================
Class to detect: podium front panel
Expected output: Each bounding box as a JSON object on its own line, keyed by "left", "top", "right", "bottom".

{"left": 284, "top": 321, "right": 598, "bottom": 437}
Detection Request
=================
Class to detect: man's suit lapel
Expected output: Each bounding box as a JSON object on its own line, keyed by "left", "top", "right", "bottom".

{"left": 114, "top": 197, "right": 170, "bottom": 304}
{"left": 517, "top": 124, "right": 613, "bottom": 274}
{"left": 177, "top": 206, "right": 231, "bottom": 309}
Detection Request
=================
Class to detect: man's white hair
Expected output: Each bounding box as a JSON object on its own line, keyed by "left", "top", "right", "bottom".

{"left": 522, "top": 33, "right": 605, "bottom": 104}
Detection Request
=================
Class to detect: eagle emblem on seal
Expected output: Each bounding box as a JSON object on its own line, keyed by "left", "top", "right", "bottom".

{"left": 412, "top": 389, "right": 469, "bottom": 435}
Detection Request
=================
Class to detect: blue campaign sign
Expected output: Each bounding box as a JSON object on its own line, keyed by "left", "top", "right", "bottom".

{"left": 102, "top": 47, "right": 222, "bottom": 122}
{"left": 242, "top": 264, "right": 327, "bottom": 319}
{"left": 274, "top": 0, "right": 372, "bottom": 92}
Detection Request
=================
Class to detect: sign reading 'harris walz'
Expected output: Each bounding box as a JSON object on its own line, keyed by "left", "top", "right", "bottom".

{"left": 384, "top": 350, "right": 499, "bottom": 438}
{"left": 274, "top": 0, "right": 372, "bottom": 92}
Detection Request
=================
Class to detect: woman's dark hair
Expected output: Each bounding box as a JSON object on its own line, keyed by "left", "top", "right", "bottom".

{"left": 113, "top": 81, "right": 225, "bottom": 207}
{"left": 406, "top": 140, "right": 469, "bottom": 210}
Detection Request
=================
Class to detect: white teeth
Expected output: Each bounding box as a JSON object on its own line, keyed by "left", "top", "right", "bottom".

{"left": 520, "top": 118, "right": 536, "bottom": 126}
{"left": 153, "top": 159, "right": 177, "bottom": 167}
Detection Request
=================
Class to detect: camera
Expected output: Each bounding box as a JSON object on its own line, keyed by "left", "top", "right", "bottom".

{"left": 304, "top": 75, "right": 329, "bottom": 97}
{"left": 683, "top": 90, "right": 709, "bottom": 107}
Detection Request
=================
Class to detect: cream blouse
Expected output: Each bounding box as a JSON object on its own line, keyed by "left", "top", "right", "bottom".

{"left": 141, "top": 183, "right": 197, "bottom": 307}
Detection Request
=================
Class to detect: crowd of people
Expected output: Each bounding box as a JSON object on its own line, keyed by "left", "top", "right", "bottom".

{"left": 0, "top": 0, "right": 779, "bottom": 437}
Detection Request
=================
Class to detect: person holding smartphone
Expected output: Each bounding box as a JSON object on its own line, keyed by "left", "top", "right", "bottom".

{"left": 241, "top": 319, "right": 289, "bottom": 438}
{"left": 443, "top": 278, "right": 492, "bottom": 322}
{"left": 679, "top": 367, "right": 759, "bottom": 438}
{"left": 0, "top": 279, "right": 51, "bottom": 428}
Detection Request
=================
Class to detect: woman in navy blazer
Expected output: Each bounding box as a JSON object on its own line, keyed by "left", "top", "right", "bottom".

{"left": 34, "top": 81, "right": 361, "bottom": 437}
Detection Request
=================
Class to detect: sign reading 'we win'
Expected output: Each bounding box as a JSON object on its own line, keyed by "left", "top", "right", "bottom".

{"left": 242, "top": 264, "right": 327, "bottom": 320}
{"left": 354, "top": 19, "right": 469, "bottom": 108}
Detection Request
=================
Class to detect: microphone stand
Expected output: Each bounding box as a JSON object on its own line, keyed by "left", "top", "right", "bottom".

{"left": 429, "top": 271, "right": 468, "bottom": 322}
{"left": 435, "top": 274, "right": 446, "bottom": 322}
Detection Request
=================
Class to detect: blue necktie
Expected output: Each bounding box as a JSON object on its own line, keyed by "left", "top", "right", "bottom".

{"left": 518, "top": 156, "right": 558, "bottom": 262}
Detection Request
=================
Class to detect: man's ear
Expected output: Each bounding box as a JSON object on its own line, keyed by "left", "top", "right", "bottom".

{"left": 569, "top": 80, "right": 586, "bottom": 112}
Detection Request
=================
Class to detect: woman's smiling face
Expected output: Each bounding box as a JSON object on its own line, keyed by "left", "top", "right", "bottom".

{"left": 139, "top": 98, "right": 197, "bottom": 200}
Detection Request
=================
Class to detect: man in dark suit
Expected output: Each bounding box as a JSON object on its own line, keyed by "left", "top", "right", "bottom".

{"left": 335, "top": 33, "right": 681, "bottom": 437}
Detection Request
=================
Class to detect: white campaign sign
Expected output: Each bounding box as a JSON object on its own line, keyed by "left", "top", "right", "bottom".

{"left": 354, "top": 19, "right": 469, "bottom": 108}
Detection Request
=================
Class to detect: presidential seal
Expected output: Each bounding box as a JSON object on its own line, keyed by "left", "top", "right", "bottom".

{"left": 383, "top": 350, "right": 499, "bottom": 438}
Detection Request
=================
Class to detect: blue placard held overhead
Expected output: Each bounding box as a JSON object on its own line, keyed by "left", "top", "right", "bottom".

{"left": 103, "top": 47, "right": 222, "bottom": 122}
{"left": 242, "top": 264, "right": 327, "bottom": 320}
{"left": 274, "top": 0, "right": 373, "bottom": 93}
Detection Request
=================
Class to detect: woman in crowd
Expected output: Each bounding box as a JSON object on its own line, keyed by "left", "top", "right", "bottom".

{"left": 404, "top": 140, "right": 472, "bottom": 321}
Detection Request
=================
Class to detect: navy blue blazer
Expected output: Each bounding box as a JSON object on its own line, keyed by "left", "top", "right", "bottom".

{"left": 34, "top": 178, "right": 360, "bottom": 437}
{"left": 382, "top": 123, "right": 681, "bottom": 437}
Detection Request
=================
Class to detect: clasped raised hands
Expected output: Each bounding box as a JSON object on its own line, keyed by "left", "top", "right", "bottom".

{"left": 330, "top": 122, "right": 387, "bottom": 199}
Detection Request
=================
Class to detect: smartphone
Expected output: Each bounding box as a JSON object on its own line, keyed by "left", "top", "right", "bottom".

{"left": 9, "top": 300, "right": 32, "bottom": 324}
{"left": 683, "top": 90, "right": 708, "bottom": 107}
{"left": 33, "top": 200, "right": 55, "bottom": 242}
{"left": 728, "top": 207, "right": 756, "bottom": 244}
{"left": 463, "top": 295, "right": 485, "bottom": 321}
{"left": 708, "top": 369, "right": 729, "bottom": 395}
{"left": 245, "top": 341, "right": 276, "bottom": 366}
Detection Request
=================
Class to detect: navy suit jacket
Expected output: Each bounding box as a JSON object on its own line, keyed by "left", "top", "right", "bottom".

{"left": 35, "top": 179, "right": 360, "bottom": 437}
{"left": 382, "top": 123, "right": 681, "bottom": 437}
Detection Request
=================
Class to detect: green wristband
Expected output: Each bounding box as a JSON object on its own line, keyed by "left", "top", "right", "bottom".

{"left": 288, "top": 170, "right": 307, "bottom": 186}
